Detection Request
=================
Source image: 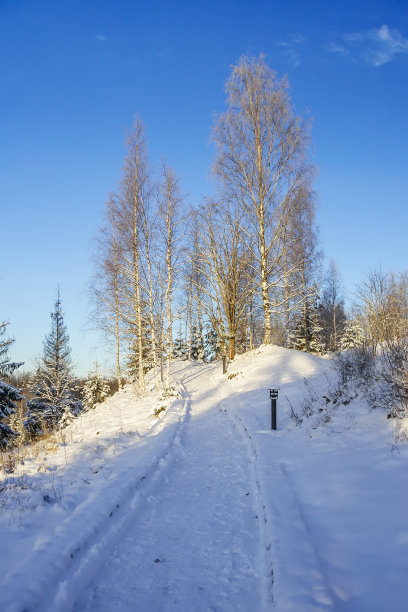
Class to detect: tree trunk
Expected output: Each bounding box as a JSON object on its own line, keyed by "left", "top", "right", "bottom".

{"left": 132, "top": 192, "right": 146, "bottom": 393}
{"left": 165, "top": 216, "right": 173, "bottom": 387}
{"left": 229, "top": 335, "right": 236, "bottom": 360}
{"left": 111, "top": 220, "right": 122, "bottom": 388}
{"left": 142, "top": 212, "right": 160, "bottom": 390}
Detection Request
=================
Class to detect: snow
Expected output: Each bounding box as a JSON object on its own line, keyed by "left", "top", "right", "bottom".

{"left": 1, "top": 347, "right": 408, "bottom": 611}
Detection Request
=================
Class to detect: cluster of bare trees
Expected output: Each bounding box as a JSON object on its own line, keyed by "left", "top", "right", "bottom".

{"left": 91, "top": 120, "right": 185, "bottom": 390}
{"left": 91, "top": 55, "right": 325, "bottom": 385}
{"left": 91, "top": 55, "right": 324, "bottom": 385}
{"left": 320, "top": 260, "right": 346, "bottom": 352}
{"left": 192, "top": 55, "right": 320, "bottom": 358}
{"left": 355, "top": 268, "right": 408, "bottom": 353}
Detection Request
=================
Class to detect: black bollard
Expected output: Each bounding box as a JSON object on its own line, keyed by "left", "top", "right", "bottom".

{"left": 269, "top": 388, "right": 278, "bottom": 430}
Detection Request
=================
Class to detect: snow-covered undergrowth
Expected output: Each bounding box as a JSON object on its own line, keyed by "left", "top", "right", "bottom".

{"left": 1, "top": 348, "right": 408, "bottom": 611}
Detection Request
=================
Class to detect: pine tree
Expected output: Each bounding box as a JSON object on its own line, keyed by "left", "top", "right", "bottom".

{"left": 83, "top": 364, "right": 110, "bottom": 410}
{"left": 339, "top": 319, "right": 364, "bottom": 351}
{"left": 27, "top": 291, "right": 78, "bottom": 433}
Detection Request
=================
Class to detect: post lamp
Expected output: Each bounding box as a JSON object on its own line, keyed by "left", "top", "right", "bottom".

{"left": 269, "top": 388, "right": 279, "bottom": 430}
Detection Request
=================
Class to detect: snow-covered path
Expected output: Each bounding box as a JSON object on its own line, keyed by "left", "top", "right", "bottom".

{"left": 75, "top": 366, "right": 265, "bottom": 611}
{"left": 3, "top": 347, "right": 408, "bottom": 611}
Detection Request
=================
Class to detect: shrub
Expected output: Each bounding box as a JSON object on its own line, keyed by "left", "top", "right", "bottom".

{"left": 376, "top": 338, "right": 408, "bottom": 418}
{"left": 333, "top": 344, "right": 375, "bottom": 385}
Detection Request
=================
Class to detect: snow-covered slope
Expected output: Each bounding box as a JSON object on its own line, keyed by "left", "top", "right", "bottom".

{"left": 217, "top": 346, "right": 408, "bottom": 611}
{"left": 1, "top": 348, "right": 408, "bottom": 611}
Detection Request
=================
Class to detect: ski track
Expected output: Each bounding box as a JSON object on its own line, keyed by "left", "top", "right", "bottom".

{"left": 213, "top": 392, "right": 274, "bottom": 611}
{"left": 4, "top": 348, "right": 407, "bottom": 611}
{"left": 2, "top": 382, "right": 193, "bottom": 612}
{"left": 74, "top": 365, "right": 264, "bottom": 612}
{"left": 220, "top": 389, "right": 336, "bottom": 611}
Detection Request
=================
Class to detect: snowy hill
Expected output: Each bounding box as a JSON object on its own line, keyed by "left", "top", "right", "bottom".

{"left": 1, "top": 347, "right": 408, "bottom": 611}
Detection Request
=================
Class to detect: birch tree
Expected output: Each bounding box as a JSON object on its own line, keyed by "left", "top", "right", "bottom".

{"left": 284, "top": 183, "right": 321, "bottom": 349}
{"left": 356, "top": 268, "right": 408, "bottom": 352}
{"left": 158, "top": 164, "right": 184, "bottom": 386}
{"left": 120, "top": 119, "right": 149, "bottom": 392}
{"left": 189, "top": 212, "right": 205, "bottom": 357}
{"left": 213, "top": 55, "right": 314, "bottom": 344}
{"left": 321, "top": 260, "right": 346, "bottom": 352}
{"left": 91, "top": 194, "right": 123, "bottom": 388}
{"left": 140, "top": 189, "right": 160, "bottom": 390}
{"left": 278, "top": 181, "right": 319, "bottom": 345}
{"left": 194, "top": 200, "right": 254, "bottom": 360}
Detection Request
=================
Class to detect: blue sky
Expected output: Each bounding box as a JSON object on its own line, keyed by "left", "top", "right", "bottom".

{"left": 1, "top": 0, "right": 407, "bottom": 375}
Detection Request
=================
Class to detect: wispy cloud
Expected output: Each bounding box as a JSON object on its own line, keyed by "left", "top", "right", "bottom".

{"left": 276, "top": 37, "right": 305, "bottom": 67}
{"left": 328, "top": 25, "right": 408, "bottom": 66}
{"left": 96, "top": 33, "right": 107, "bottom": 43}
{"left": 326, "top": 42, "right": 349, "bottom": 57}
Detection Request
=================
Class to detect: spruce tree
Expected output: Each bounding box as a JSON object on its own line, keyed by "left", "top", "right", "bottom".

{"left": 289, "top": 303, "right": 325, "bottom": 355}
{"left": 126, "top": 331, "right": 153, "bottom": 384}
{"left": 125, "top": 339, "right": 139, "bottom": 383}
{"left": 173, "top": 334, "right": 186, "bottom": 359}
{"left": 190, "top": 324, "right": 204, "bottom": 360}
{"left": 0, "top": 321, "right": 24, "bottom": 447}
{"left": 0, "top": 321, "right": 23, "bottom": 377}
{"left": 204, "top": 325, "right": 220, "bottom": 362}
{"left": 83, "top": 364, "right": 110, "bottom": 410}
{"left": 27, "top": 291, "right": 77, "bottom": 433}
{"left": 339, "top": 319, "right": 364, "bottom": 351}
{"left": 0, "top": 381, "right": 22, "bottom": 447}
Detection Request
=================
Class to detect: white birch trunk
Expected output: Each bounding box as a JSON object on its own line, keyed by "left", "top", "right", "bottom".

{"left": 142, "top": 212, "right": 160, "bottom": 390}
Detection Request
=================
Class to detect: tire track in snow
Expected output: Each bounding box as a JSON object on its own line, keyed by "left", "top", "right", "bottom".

{"left": 3, "top": 384, "right": 192, "bottom": 612}
{"left": 221, "top": 389, "right": 336, "bottom": 611}
{"left": 214, "top": 395, "right": 274, "bottom": 612}
{"left": 76, "top": 366, "right": 263, "bottom": 612}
